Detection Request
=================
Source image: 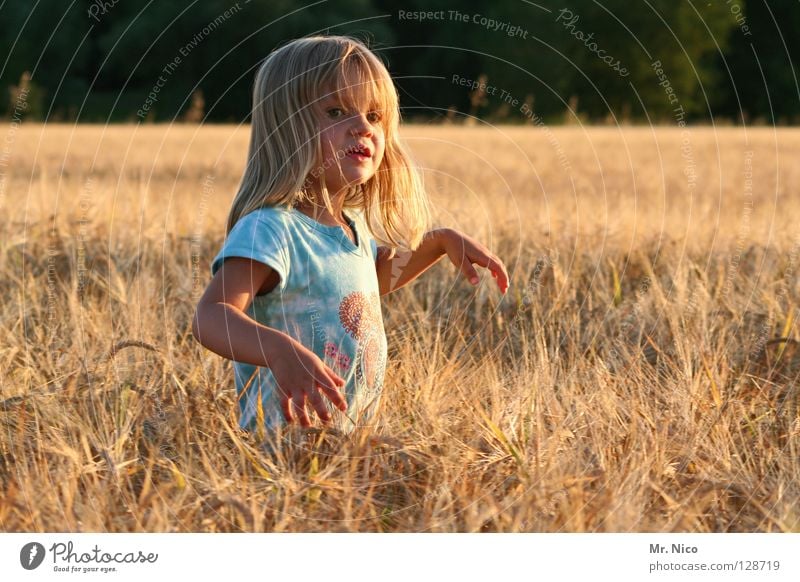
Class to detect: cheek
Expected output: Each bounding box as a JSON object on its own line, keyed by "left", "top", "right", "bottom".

{"left": 319, "top": 127, "right": 335, "bottom": 150}
{"left": 317, "top": 128, "right": 341, "bottom": 164}
{"left": 318, "top": 119, "right": 341, "bottom": 143}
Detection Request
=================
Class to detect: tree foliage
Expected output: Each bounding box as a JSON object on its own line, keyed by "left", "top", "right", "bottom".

{"left": 0, "top": 0, "right": 795, "bottom": 123}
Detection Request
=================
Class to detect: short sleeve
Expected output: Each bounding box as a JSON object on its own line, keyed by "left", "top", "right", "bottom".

{"left": 211, "top": 209, "right": 290, "bottom": 291}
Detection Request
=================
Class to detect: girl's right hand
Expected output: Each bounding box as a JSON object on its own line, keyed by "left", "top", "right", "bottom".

{"left": 267, "top": 336, "right": 348, "bottom": 427}
{"left": 192, "top": 257, "right": 348, "bottom": 428}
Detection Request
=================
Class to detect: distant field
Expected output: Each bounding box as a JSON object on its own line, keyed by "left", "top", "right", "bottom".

{"left": 1, "top": 124, "right": 798, "bottom": 532}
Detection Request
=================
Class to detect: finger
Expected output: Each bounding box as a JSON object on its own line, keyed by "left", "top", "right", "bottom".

{"left": 292, "top": 392, "right": 311, "bottom": 427}
{"left": 307, "top": 388, "right": 332, "bottom": 424}
{"left": 306, "top": 360, "right": 346, "bottom": 411}
{"left": 279, "top": 393, "right": 294, "bottom": 425}
{"left": 316, "top": 370, "right": 348, "bottom": 411}
{"left": 324, "top": 364, "right": 346, "bottom": 387}
{"left": 472, "top": 253, "right": 510, "bottom": 293}
{"left": 488, "top": 257, "right": 510, "bottom": 293}
{"left": 460, "top": 259, "right": 480, "bottom": 285}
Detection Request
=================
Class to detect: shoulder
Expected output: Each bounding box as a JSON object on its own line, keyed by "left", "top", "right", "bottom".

{"left": 212, "top": 206, "right": 295, "bottom": 276}
{"left": 224, "top": 206, "right": 298, "bottom": 245}
{"left": 231, "top": 205, "right": 293, "bottom": 232}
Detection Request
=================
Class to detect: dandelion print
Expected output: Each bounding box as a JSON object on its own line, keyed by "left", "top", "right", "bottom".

{"left": 338, "top": 291, "right": 386, "bottom": 402}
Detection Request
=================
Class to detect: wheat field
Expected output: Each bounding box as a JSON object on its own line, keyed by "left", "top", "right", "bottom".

{"left": 0, "top": 123, "right": 798, "bottom": 532}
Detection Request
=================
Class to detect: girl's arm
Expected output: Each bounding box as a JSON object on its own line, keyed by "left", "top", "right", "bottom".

{"left": 191, "top": 258, "right": 286, "bottom": 365}
{"left": 375, "top": 227, "right": 509, "bottom": 295}
{"left": 192, "top": 258, "right": 347, "bottom": 425}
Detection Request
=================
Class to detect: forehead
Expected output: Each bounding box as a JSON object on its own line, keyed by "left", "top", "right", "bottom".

{"left": 318, "top": 60, "right": 390, "bottom": 110}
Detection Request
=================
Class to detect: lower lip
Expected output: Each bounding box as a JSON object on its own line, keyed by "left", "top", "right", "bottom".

{"left": 346, "top": 152, "right": 371, "bottom": 163}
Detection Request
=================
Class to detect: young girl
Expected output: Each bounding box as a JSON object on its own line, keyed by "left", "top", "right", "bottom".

{"left": 192, "top": 35, "right": 509, "bottom": 436}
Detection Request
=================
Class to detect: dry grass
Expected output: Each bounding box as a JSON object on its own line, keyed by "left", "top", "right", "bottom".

{"left": 0, "top": 123, "right": 798, "bottom": 532}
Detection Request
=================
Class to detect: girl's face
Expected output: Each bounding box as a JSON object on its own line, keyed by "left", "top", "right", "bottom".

{"left": 308, "top": 87, "right": 386, "bottom": 197}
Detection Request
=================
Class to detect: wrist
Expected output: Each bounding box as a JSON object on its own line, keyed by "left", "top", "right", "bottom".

{"left": 430, "top": 227, "right": 454, "bottom": 255}
{"left": 260, "top": 326, "right": 296, "bottom": 369}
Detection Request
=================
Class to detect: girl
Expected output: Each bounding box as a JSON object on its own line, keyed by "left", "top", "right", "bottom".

{"left": 192, "top": 35, "right": 509, "bottom": 435}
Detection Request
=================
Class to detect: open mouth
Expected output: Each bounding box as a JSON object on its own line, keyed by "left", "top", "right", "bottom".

{"left": 345, "top": 143, "right": 372, "bottom": 161}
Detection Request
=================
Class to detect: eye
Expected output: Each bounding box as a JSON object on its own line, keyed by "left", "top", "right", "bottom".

{"left": 327, "top": 107, "right": 345, "bottom": 119}
{"left": 366, "top": 110, "right": 382, "bottom": 123}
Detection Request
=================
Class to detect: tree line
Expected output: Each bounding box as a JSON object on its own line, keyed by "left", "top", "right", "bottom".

{"left": 1, "top": 0, "right": 797, "bottom": 124}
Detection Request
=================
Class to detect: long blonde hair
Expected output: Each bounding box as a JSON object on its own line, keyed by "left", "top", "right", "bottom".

{"left": 226, "top": 35, "right": 430, "bottom": 252}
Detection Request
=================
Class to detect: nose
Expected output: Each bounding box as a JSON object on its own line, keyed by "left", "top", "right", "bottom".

{"left": 349, "top": 112, "right": 373, "bottom": 136}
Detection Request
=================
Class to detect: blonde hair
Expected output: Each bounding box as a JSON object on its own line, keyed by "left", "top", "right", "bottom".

{"left": 226, "top": 35, "right": 430, "bottom": 251}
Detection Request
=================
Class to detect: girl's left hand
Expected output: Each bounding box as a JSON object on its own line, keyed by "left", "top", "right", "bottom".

{"left": 439, "top": 228, "right": 510, "bottom": 294}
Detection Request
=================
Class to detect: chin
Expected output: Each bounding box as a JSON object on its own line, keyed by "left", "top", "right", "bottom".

{"left": 345, "top": 172, "right": 375, "bottom": 186}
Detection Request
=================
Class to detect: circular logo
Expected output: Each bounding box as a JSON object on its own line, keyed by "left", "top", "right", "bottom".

{"left": 20, "top": 542, "right": 46, "bottom": 570}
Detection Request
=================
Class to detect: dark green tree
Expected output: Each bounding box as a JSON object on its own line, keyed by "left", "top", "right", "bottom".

{"left": 713, "top": 0, "right": 800, "bottom": 124}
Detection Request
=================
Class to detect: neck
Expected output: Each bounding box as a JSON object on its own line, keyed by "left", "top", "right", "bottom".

{"left": 295, "top": 188, "right": 348, "bottom": 225}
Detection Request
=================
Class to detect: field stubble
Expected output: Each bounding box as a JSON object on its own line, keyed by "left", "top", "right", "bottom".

{"left": 0, "top": 124, "right": 798, "bottom": 532}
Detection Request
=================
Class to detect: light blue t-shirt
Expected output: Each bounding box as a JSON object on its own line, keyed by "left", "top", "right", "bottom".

{"left": 210, "top": 205, "right": 387, "bottom": 434}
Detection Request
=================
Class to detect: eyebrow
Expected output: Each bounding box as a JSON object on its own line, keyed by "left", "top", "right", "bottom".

{"left": 317, "top": 93, "right": 338, "bottom": 105}
{"left": 319, "top": 87, "right": 380, "bottom": 110}
{"left": 320, "top": 101, "right": 375, "bottom": 116}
